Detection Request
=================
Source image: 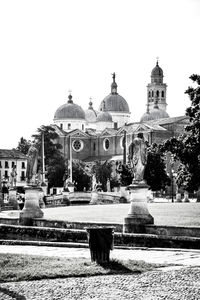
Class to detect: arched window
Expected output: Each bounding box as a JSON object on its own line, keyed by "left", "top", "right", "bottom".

{"left": 103, "top": 138, "right": 110, "bottom": 151}
{"left": 162, "top": 91, "right": 165, "bottom": 97}
{"left": 156, "top": 90, "right": 159, "bottom": 97}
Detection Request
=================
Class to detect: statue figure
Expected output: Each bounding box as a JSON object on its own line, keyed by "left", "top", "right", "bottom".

{"left": 26, "top": 144, "right": 38, "bottom": 185}
{"left": 92, "top": 174, "right": 97, "bottom": 191}
{"left": 128, "top": 133, "right": 147, "bottom": 183}
{"left": 10, "top": 166, "right": 17, "bottom": 187}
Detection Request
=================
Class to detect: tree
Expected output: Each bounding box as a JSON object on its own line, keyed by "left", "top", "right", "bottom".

{"left": 32, "top": 125, "right": 65, "bottom": 189}
{"left": 144, "top": 143, "right": 170, "bottom": 191}
{"left": 92, "top": 160, "right": 113, "bottom": 191}
{"left": 16, "top": 137, "right": 31, "bottom": 155}
{"left": 161, "top": 74, "right": 200, "bottom": 192}
{"left": 72, "top": 161, "right": 91, "bottom": 191}
{"left": 116, "top": 163, "right": 133, "bottom": 186}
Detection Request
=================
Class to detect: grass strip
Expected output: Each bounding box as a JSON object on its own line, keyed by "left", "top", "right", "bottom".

{"left": 0, "top": 253, "right": 165, "bottom": 283}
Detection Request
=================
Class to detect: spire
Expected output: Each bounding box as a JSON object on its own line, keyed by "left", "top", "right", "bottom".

{"left": 88, "top": 97, "right": 93, "bottom": 109}
{"left": 111, "top": 72, "right": 118, "bottom": 94}
{"left": 68, "top": 91, "right": 73, "bottom": 104}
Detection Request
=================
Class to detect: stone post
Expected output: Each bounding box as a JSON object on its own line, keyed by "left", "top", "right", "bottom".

{"left": 183, "top": 191, "right": 189, "bottom": 202}
{"left": 19, "top": 186, "right": 44, "bottom": 225}
{"left": 123, "top": 182, "right": 154, "bottom": 233}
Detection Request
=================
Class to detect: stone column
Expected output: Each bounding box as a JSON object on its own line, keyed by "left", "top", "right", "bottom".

{"left": 19, "top": 186, "right": 44, "bottom": 225}
{"left": 123, "top": 182, "right": 154, "bottom": 233}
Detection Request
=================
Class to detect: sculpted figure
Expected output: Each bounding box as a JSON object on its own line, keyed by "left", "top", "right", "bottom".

{"left": 26, "top": 144, "right": 38, "bottom": 184}
{"left": 128, "top": 133, "right": 147, "bottom": 183}
{"left": 10, "top": 166, "right": 17, "bottom": 187}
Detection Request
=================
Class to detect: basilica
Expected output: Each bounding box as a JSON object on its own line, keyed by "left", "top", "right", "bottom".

{"left": 51, "top": 61, "right": 189, "bottom": 164}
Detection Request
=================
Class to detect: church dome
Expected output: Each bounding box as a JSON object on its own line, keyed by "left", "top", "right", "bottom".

{"left": 85, "top": 99, "right": 97, "bottom": 123}
{"left": 140, "top": 112, "right": 152, "bottom": 122}
{"left": 54, "top": 94, "right": 85, "bottom": 120}
{"left": 99, "top": 73, "right": 130, "bottom": 113}
{"left": 96, "top": 111, "right": 113, "bottom": 122}
{"left": 99, "top": 94, "right": 130, "bottom": 113}
{"left": 151, "top": 61, "right": 163, "bottom": 77}
{"left": 148, "top": 100, "right": 169, "bottom": 120}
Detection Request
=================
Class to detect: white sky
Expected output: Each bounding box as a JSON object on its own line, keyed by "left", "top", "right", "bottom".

{"left": 0, "top": 0, "right": 200, "bottom": 149}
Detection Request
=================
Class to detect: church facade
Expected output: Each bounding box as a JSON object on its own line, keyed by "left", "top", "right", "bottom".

{"left": 52, "top": 61, "right": 189, "bottom": 164}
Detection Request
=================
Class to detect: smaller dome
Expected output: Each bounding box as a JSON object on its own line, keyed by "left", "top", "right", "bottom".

{"left": 85, "top": 98, "right": 97, "bottom": 123}
{"left": 54, "top": 94, "right": 85, "bottom": 120}
{"left": 149, "top": 107, "right": 169, "bottom": 120}
{"left": 96, "top": 111, "right": 113, "bottom": 122}
{"left": 85, "top": 109, "right": 97, "bottom": 123}
{"left": 151, "top": 61, "right": 163, "bottom": 77}
{"left": 140, "top": 112, "right": 152, "bottom": 122}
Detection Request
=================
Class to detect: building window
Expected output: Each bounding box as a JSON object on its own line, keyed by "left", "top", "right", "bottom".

{"left": 72, "top": 139, "right": 84, "bottom": 152}
{"left": 162, "top": 91, "right": 165, "bottom": 97}
{"left": 152, "top": 91, "right": 154, "bottom": 97}
{"left": 22, "top": 162, "right": 25, "bottom": 169}
{"left": 68, "top": 123, "right": 71, "bottom": 130}
{"left": 60, "top": 123, "right": 63, "bottom": 130}
{"left": 5, "top": 170, "right": 8, "bottom": 178}
{"left": 148, "top": 91, "right": 151, "bottom": 98}
{"left": 21, "top": 171, "right": 25, "bottom": 181}
{"left": 82, "top": 124, "right": 84, "bottom": 130}
{"left": 156, "top": 90, "right": 159, "bottom": 97}
{"left": 120, "top": 136, "right": 126, "bottom": 149}
{"left": 0, "top": 161, "right": 2, "bottom": 168}
{"left": 12, "top": 161, "right": 15, "bottom": 168}
{"left": 103, "top": 138, "right": 110, "bottom": 151}
{"left": 93, "top": 143, "right": 96, "bottom": 151}
{"left": 5, "top": 161, "right": 9, "bottom": 168}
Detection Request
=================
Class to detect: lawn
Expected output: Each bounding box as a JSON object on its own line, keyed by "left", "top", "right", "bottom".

{"left": 0, "top": 253, "right": 164, "bottom": 283}
{"left": 42, "top": 203, "right": 200, "bottom": 227}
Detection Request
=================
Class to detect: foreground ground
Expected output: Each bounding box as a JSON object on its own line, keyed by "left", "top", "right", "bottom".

{"left": 1, "top": 266, "right": 200, "bottom": 299}
{"left": 0, "top": 246, "right": 200, "bottom": 299}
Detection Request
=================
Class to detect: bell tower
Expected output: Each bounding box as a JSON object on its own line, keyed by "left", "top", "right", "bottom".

{"left": 147, "top": 60, "right": 167, "bottom": 112}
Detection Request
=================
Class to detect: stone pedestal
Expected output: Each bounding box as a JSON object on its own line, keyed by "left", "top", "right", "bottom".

{"left": 19, "top": 186, "right": 44, "bottom": 226}
{"left": 9, "top": 188, "right": 18, "bottom": 209}
{"left": 123, "top": 182, "right": 154, "bottom": 233}
{"left": 90, "top": 191, "right": 98, "bottom": 204}
{"left": 183, "top": 191, "right": 189, "bottom": 202}
{"left": 175, "top": 193, "right": 182, "bottom": 202}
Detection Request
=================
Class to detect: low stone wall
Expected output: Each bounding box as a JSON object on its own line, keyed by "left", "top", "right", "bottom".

{"left": 146, "top": 225, "right": 200, "bottom": 237}
{"left": 33, "top": 219, "right": 123, "bottom": 232}
{"left": 0, "top": 224, "right": 87, "bottom": 243}
{"left": 1, "top": 224, "right": 200, "bottom": 249}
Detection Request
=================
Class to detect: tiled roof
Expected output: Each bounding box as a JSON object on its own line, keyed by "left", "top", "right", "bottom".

{"left": 0, "top": 149, "right": 27, "bottom": 159}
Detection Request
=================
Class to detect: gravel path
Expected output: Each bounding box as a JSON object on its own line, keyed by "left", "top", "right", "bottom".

{"left": 0, "top": 267, "right": 200, "bottom": 300}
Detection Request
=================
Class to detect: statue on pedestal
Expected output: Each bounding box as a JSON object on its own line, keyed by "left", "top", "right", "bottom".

{"left": 10, "top": 166, "right": 17, "bottom": 187}
{"left": 128, "top": 133, "right": 147, "bottom": 183}
{"left": 26, "top": 144, "right": 38, "bottom": 185}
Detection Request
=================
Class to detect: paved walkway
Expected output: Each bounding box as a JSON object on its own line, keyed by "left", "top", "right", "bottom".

{"left": 1, "top": 244, "right": 200, "bottom": 268}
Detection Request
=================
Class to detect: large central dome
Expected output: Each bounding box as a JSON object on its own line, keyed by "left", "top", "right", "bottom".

{"left": 99, "top": 73, "right": 130, "bottom": 113}
{"left": 54, "top": 94, "right": 85, "bottom": 120}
